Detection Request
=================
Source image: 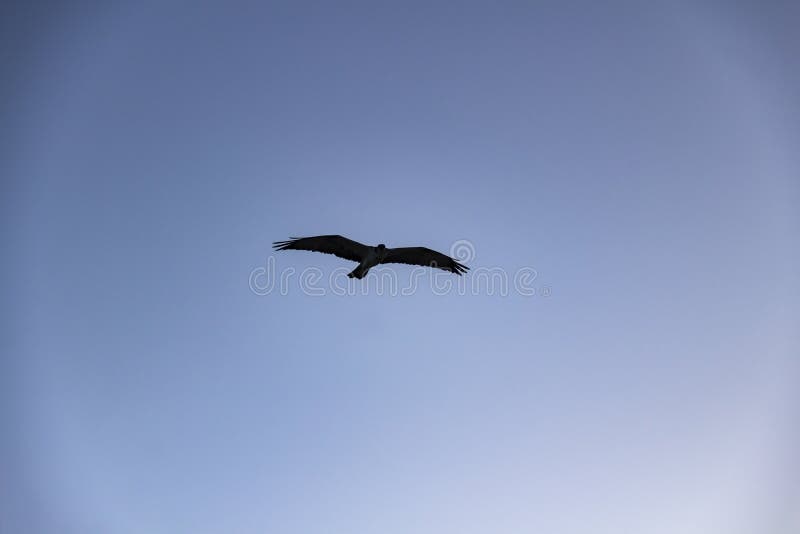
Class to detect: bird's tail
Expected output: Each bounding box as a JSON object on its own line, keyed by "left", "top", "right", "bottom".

{"left": 347, "top": 265, "right": 368, "bottom": 279}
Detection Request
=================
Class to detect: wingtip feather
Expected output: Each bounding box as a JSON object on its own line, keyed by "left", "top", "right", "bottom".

{"left": 273, "top": 238, "right": 296, "bottom": 251}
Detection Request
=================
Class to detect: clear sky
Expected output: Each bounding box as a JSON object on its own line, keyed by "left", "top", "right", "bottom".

{"left": 2, "top": 2, "right": 799, "bottom": 533}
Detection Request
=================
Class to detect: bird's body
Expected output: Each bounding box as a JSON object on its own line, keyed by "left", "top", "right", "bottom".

{"left": 273, "top": 235, "right": 468, "bottom": 279}
{"left": 349, "top": 245, "right": 388, "bottom": 279}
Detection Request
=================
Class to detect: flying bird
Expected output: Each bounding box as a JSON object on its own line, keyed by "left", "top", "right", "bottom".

{"left": 273, "top": 235, "right": 469, "bottom": 279}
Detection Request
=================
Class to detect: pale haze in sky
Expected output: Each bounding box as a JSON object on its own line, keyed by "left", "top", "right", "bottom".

{"left": 2, "top": 2, "right": 799, "bottom": 534}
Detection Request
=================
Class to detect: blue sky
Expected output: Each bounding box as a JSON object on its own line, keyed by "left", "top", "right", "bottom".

{"left": 3, "top": 2, "right": 799, "bottom": 533}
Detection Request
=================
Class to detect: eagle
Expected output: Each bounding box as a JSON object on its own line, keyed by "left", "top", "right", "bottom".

{"left": 273, "top": 235, "right": 469, "bottom": 279}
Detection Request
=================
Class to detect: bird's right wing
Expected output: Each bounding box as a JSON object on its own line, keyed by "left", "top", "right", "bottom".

{"left": 382, "top": 247, "right": 470, "bottom": 275}
{"left": 272, "top": 235, "right": 370, "bottom": 263}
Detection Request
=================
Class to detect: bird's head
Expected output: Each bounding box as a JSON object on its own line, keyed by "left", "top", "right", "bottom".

{"left": 376, "top": 243, "right": 387, "bottom": 258}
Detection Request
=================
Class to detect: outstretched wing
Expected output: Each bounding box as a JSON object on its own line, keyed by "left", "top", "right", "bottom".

{"left": 382, "top": 247, "right": 469, "bottom": 275}
{"left": 272, "top": 235, "right": 370, "bottom": 263}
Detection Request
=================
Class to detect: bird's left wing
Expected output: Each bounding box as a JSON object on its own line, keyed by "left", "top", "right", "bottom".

{"left": 272, "top": 235, "right": 369, "bottom": 263}
{"left": 381, "top": 247, "right": 469, "bottom": 275}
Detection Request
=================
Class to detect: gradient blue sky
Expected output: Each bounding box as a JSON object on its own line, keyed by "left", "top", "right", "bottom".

{"left": 3, "top": 2, "right": 799, "bottom": 533}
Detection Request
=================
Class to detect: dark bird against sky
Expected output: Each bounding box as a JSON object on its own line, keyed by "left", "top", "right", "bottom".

{"left": 273, "top": 235, "right": 469, "bottom": 279}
